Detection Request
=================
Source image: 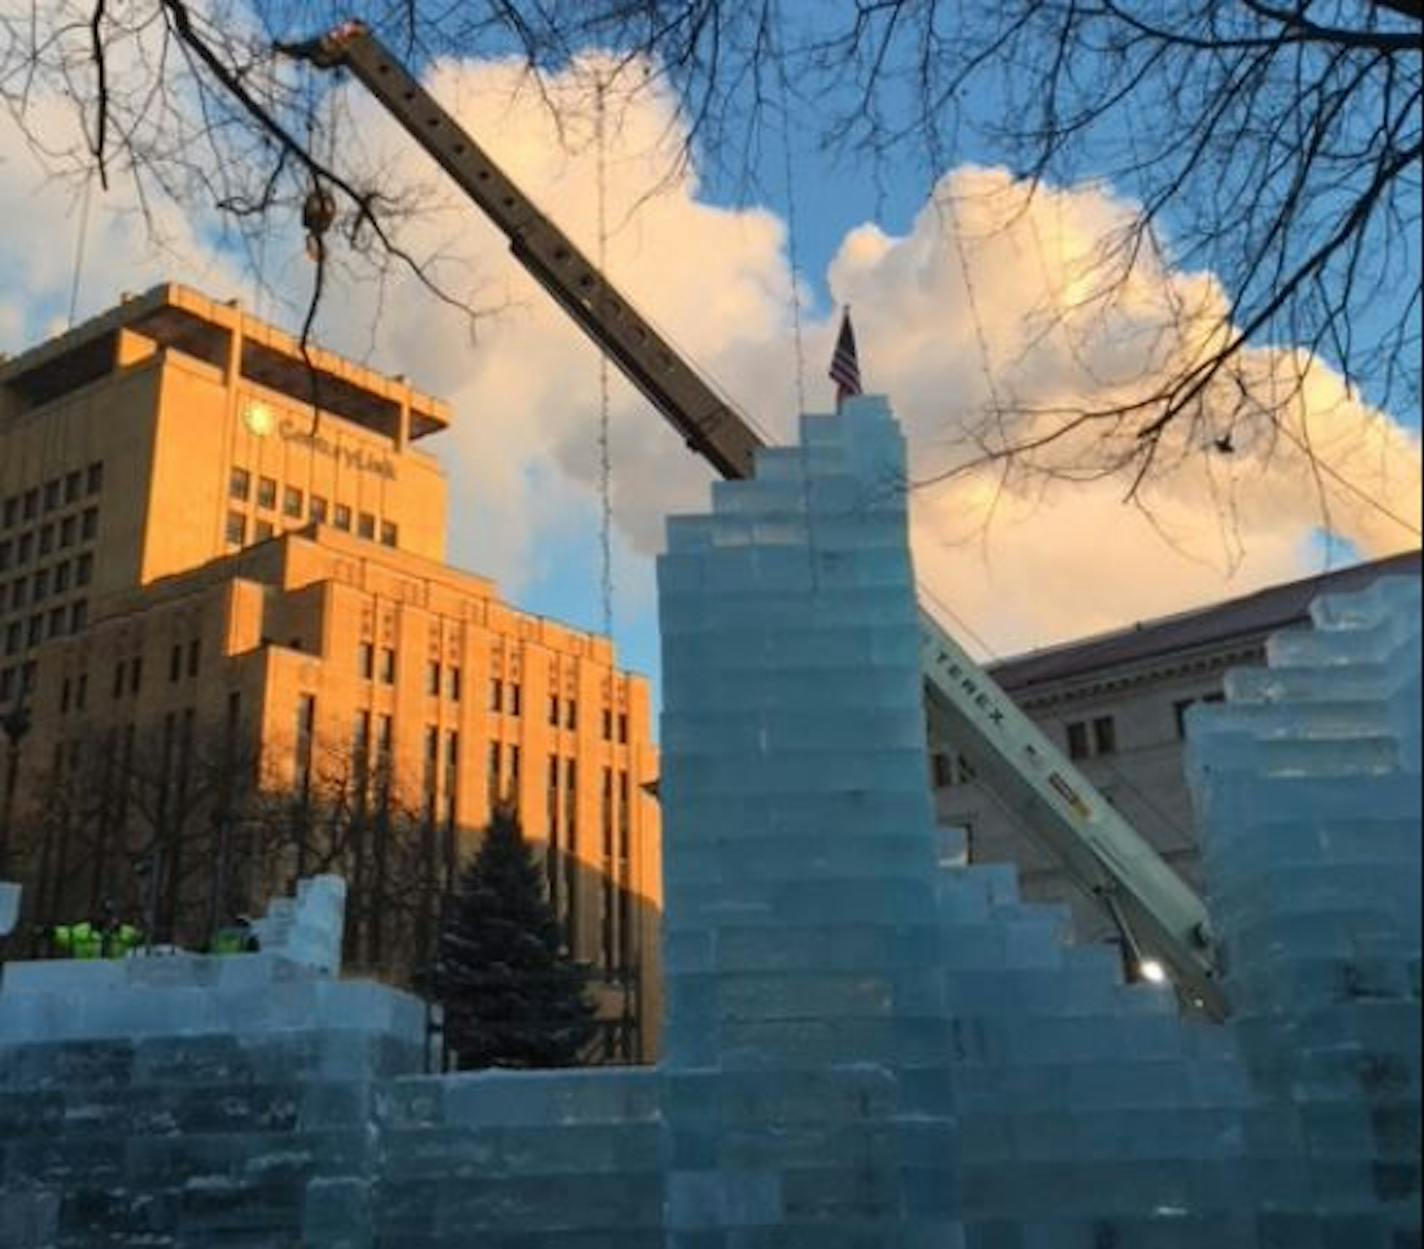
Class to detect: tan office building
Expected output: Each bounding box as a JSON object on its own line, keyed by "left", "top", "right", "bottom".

{"left": 0, "top": 284, "right": 661, "bottom": 1060}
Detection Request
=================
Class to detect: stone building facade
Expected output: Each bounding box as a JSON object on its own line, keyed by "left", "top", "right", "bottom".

{"left": 934, "top": 548, "right": 1421, "bottom": 945}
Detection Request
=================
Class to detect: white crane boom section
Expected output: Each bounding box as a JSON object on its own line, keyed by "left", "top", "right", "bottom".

{"left": 283, "top": 21, "right": 1227, "bottom": 1020}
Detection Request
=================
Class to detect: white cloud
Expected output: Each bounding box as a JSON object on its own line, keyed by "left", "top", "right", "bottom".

{"left": 1, "top": 49, "right": 1417, "bottom": 661}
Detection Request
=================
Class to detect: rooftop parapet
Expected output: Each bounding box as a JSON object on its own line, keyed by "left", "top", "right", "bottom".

{"left": 0, "top": 282, "right": 449, "bottom": 441}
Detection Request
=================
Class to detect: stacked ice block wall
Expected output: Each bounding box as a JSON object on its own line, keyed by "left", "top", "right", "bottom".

{"left": 1186, "top": 574, "right": 1422, "bottom": 1248}
{"left": 657, "top": 397, "right": 959, "bottom": 1244}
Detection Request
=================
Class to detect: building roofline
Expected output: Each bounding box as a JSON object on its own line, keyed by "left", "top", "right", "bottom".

{"left": 988, "top": 549, "right": 1422, "bottom": 692}
{"left": 0, "top": 282, "right": 450, "bottom": 438}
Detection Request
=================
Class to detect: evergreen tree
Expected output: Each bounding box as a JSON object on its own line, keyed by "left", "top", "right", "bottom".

{"left": 435, "top": 804, "right": 595, "bottom": 1068}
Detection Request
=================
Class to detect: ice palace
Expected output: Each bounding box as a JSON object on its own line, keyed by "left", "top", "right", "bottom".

{"left": 0, "top": 397, "right": 1418, "bottom": 1247}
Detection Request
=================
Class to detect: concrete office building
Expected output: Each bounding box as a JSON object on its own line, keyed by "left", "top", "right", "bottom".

{"left": 0, "top": 283, "right": 661, "bottom": 1059}
{"left": 934, "top": 548, "right": 1422, "bottom": 946}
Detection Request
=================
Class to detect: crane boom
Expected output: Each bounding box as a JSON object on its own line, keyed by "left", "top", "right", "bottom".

{"left": 282, "top": 21, "right": 1227, "bottom": 1020}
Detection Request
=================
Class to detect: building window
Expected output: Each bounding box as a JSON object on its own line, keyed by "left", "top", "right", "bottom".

{"left": 565, "top": 759, "right": 577, "bottom": 843}
{"left": 64, "top": 471, "right": 81, "bottom": 503}
{"left": 352, "top": 710, "right": 371, "bottom": 779}
{"left": 53, "top": 563, "right": 71, "bottom": 595}
{"left": 488, "top": 741, "right": 502, "bottom": 805}
{"left": 76, "top": 673, "right": 87, "bottom": 710}
{"left": 59, "top": 677, "right": 70, "bottom": 714}
{"left": 112, "top": 661, "right": 124, "bottom": 699}
{"left": 448, "top": 667, "right": 462, "bottom": 702}
{"left": 69, "top": 600, "right": 86, "bottom": 634}
{"left": 510, "top": 683, "right": 522, "bottom": 716}
{"left": 296, "top": 694, "right": 316, "bottom": 792}
{"left": 601, "top": 767, "right": 614, "bottom": 858}
{"left": 257, "top": 476, "right": 277, "bottom": 509}
{"left": 1092, "top": 716, "right": 1116, "bottom": 755}
{"left": 445, "top": 724, "right": 461, "bottom": 775}
{"left": 225, "top": 511, "right": 246, "bottom": 546}
{"left": 48, "top": 607, "right": 66, "bottom": 638}
{"left": 333, "top": 503, "right": 352, "bottom": 531}
{"left": 16, "top": 533, "right": 31, "bottom": 564}
{"left": 1067, "top": 721, "right": 1090, "bottom": 760}
{"left": 380, "top": 647, "right": 396, "bottom": 684}
{"left": 58, "top": 516, "right": 76, "bottom": 548}
{"left": 254, "top": 520, "right": 274, "bottom": 541}
{"left": 169, "top": 644, "right": 183, "bottom": 682}
{"left": 129, "top": 656, "right": 142, "bottom": 693}
{"left": 491, "top": 678, "right": 503, "bottom": 712}
{"left": 27, "top": 615, "right": 42, "bottom": 646}
{"left": 358, "top": 512, "right": 376, "bottom": 540}
{"left": 618, "top": 771, "right": 630, "bottom": 859}
{"left": 427, "top": 661, "right": 441, "bottom": 696}
{"left": 22, "top": 490, "right": 38, "bottom": 521}
{"left": 3, "top": 622, "right": 17, "bottom": 656}
{"left": 1, "top": 497, "right": 15, "bottom": 528}
{"left": 566, "top": 699, "right": 577, "bottom": 731}
{"left": 12, "top": 578, "right": 26, "bottom": 609}
{"left": 310, "top": 495, "right": 328, "bottom": 524}
{"left": 617, "top": 713, "right": 628, "bottom": 745}
{"left": 32, "top": 568, "right": 48, "bottom": 601}
{"left": 38, "top": 525, "right": 53, "bottom": 556}
{"left": 86, "top": 463, "right": 103, "bottom": 495}
{"left": 0, "top": 540, "right": 8, "bottom": 571}
{"left": 380, "top": 521, "right": 397, "bottom": 547}
{"left": 602, "top": 709, "right": 612, "bottom": 741}
{"left": 359, "top": 642, "right": 374, "bottom": 680}
{"left": 187, "top": 639, "right": 201, "bottom": 678}
{"left": 931, "top": 752, "right": 953, "bottom": 788}
{"left": 43, "top": 480, "right": 60, "bottom": 512}
{"left": 283, "top": 485, "right": 304, "bottom": 518}
{"left": 0, "top": 667, "right": 13, "bottom": 702}
{"left": 229, "top": 467, "right": 251, "bottom": 501}
{"left": 549, "top": 694, "right": 559, "bottom": 726}
{"left": 76, "top": 552, "right": 92, "bottom": 586}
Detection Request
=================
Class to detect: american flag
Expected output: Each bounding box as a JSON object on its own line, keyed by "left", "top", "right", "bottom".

{"left": 828, "top": 306, "right": 862, "bottom": 406}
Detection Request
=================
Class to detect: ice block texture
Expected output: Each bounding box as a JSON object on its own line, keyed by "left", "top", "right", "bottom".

{"left": 657, "top": 398, "right": 959, "bottom": 1246}
{"left": 1186, "top": 574, "right": 1423, "bottom": 1247}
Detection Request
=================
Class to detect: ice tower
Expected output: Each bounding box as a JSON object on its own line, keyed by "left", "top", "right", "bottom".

{"left": 657, "top": 396, "right": 959, "bottom": 1243}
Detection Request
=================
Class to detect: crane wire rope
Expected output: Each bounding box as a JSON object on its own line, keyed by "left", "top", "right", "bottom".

{"left": 773, "top": 7, "right": 807, "bottom": 416}
{"left": 67, "top": 169, "right": 96, "bottom": 329}
{"left": 594, "top": 72, "right": 615, "bottom": 640}
{"left": 770, "top": 0, "right": 819, "bottom": 592}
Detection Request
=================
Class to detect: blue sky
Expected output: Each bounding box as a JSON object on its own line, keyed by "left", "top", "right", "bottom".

{"left": 0, "top": 14, "right": 1418, "bottom": 736}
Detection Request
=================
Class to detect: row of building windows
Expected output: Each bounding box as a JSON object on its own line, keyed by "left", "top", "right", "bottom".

{"left": 355, "top": 649, "right": 631, "bottom": 743}
{"left": 1, "top": 463, "right": 103, "bottom": 530}
{"left": 3, "top": 551, "right": 95, "bottom": 611}
{"left": 2, "top": 600, "right": 88, "bottom": 656}
{"left": 227, "top": 469, "right": 397, "bottom": 547}
{"left": 0, "top": 508, "right": 99, "bottom": 574}
{"left": 933, "top": 691, "right": 1230, "bottom": 786}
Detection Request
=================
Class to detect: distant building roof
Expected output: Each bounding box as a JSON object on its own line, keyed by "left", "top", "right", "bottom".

{"left": 989, "top": 549, "right": 1422, "bottom": 693}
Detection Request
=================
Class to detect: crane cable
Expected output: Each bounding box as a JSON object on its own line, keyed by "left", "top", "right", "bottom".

{"left": 67, "top": 169, "right": 95, "bottom": 328}
{"left": 595, "top": 73, "right": 615, "bottom": 639}
{"left": 771, "top": 1, "right": 818, "bottom": 592}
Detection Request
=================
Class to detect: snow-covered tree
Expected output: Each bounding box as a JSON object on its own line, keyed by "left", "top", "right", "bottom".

{"left": 436, "top": 804, "right": 595, "bottom": 1069}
